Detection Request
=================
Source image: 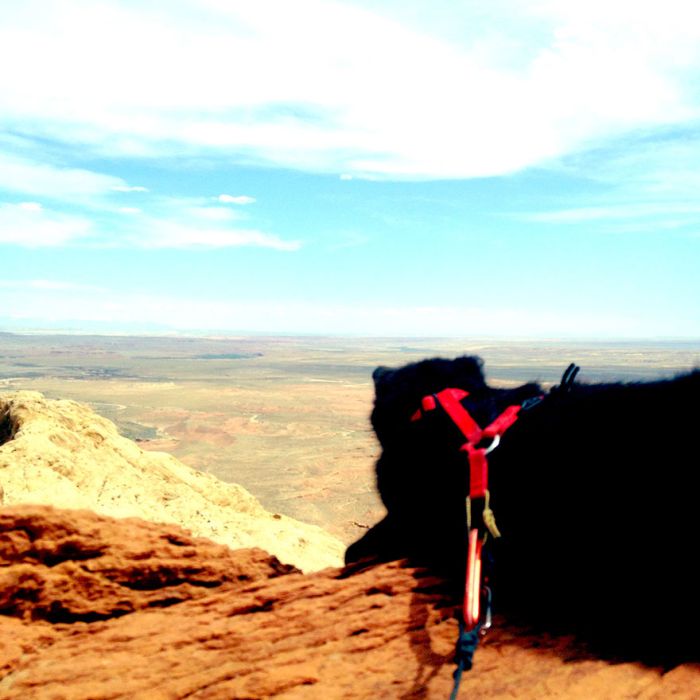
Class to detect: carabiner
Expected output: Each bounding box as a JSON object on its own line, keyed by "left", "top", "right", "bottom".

{"left": 463, "top": 528, "right": 483, "bottom": 630}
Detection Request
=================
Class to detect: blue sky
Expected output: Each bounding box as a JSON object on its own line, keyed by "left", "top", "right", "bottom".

{"left": 1, "top": 0, "right": 699, "bottom": 337}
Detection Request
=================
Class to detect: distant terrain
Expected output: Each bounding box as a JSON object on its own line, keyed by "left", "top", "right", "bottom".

{"left": 1, "top": 332, "right": 698, "bottom": 542}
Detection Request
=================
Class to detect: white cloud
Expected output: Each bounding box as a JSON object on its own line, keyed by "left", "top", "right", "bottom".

{"left": 106, "top": 196, "right": 298, "bottom": 250}
{"left": 0, "top": 189, "right": 296, "bottom": 251}
{"left": 133, "top": 219, "right": 300, "bottom": 250}
{"left": 218, "top": 194, "right": 255, "bottom": 204}
{"left": 112, "top": 185, "right": 149, "bottom": 193}
{"left": 523, "top": 203, "right": 700, "bottom": 223}
{"left": 0, "top": 202, "right": 92, "bottom": 246}
{"left": 18, "top": 201, "right": 42, "bottom": 212}
{"left": 0, "top": 153, "right": 127, "bottom": 200}
{"left": 561, "top": 131, "right": 700, "bottom": 199}
{"left": 1, "top": 0, "right": 699, "bottom": 179}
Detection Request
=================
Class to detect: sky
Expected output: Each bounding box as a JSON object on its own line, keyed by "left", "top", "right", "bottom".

{"left": 1, "top": 0, "right": 699, "bottom": 338}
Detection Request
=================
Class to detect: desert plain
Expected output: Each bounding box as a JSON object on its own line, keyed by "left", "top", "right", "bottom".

{"left": 1, "top": 331, "right": 698, "bottom": 543}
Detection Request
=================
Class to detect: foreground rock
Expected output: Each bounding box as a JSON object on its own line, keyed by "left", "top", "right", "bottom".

{"left": 1, "top": 507, "right": 698, "bottom": 699}
{"left": 0, "top": 505, "right": 296, "bottom": 624}
{"left": 0, "top": 391, "right": 344, "bottom": 572}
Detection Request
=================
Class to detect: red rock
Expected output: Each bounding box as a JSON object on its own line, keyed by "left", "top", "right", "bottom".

{"left": 0, "top": 505, "right": 297, "bottom": 623}
{"left": 1, "top": 506, "right": 698, "bottom": 699}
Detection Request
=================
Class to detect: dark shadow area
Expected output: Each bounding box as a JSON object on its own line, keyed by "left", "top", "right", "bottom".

{"left": 0, "top": 404, "right": 16, "bottom": 447}
{"left": 351, "top": 355, "right": 700, "bottom": 674}
{"left": 40, "top": 545, "right": 105, "bottom": 567}
{"left": 42, "top": 602, "right": 133, "bottom": 625}
{"left": 399, "top": 563, "right": 697, "bottom": 700}
{"left": 402, "top": 567, "right": 460, "bottom": 700}
{"left": 119, "top": 575, "right": 224, "bottom": 591}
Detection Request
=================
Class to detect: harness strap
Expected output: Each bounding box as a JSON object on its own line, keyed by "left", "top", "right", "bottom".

{"left": 462, "top": 444, "right": 488, "bottom": 498}
{"left": 408, "top": 379, "right": 552, "bottom": 693}
{"left": 411, "top": 388, "right": 528, "bottom": 651}
{"left": 416, "top": 389, "right": 522, "bottom": 500}
{"left": 482, "top": 404, "right": 521, "bottom": 438}
{"left": 414, "top": 388, "right": 523, "bottom": 448}
{"left": 433, "top": 388, "right": 481, "bottom": 444}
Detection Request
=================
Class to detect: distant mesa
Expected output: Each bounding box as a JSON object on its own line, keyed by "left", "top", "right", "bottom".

{"left": 0, "top": 391, "right": 343, "bottom": 573}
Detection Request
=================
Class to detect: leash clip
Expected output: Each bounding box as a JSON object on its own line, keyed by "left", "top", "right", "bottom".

{"left": 464, "top": 528, "right": 483, "bottom": 631}
{"left": 464, "top": 528, "right": 495, "bottom": 638}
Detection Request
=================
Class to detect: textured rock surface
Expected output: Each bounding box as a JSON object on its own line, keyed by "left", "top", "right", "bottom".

{"left": 0, "top": 505, "right": 296, "bottom": 623}
{"left": 0, "top": 391, "right": 344, "bottom": 572}
{"left": 1, "top": 506, "right": 698, "bottom": 699}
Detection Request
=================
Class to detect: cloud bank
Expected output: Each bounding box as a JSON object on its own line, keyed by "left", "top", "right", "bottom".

{"left": 1, "top": 1, "right": 699, "bottom": 339}
{"left": 1, "top": 0, "right": 699, "bottom": 180}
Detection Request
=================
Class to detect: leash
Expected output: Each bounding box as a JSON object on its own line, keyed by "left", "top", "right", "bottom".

{"left": 410, "top": 365, "right": 579, "bottom": 697}
{"left": 411, "top": 387, "right": 543, "bottom": 698}
{"left": 449, "top": 618, "right": 481, "bottom": 700}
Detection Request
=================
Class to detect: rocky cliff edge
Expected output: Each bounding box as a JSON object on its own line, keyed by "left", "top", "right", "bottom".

{"left": 0, "top": 391, "right": 344, "bottom": 572}
{"left": 1, "top": 505, "right": 698, "bottom": 699}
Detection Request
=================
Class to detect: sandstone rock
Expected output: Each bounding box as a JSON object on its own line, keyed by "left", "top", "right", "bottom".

{"left": 0, "top": 391, "right": 344, "bottom": 572}
{"left": 0, "top": 504, "right": 296, "bottom": 623}
{"left": 1, "top": 506, "right": 698, "bottom": 699}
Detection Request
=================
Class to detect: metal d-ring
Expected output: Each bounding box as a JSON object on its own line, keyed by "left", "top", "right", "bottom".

{"left": 484, "top": 434, "right": 500, "bottom": 454}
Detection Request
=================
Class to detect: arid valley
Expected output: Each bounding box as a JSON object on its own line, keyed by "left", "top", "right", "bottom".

{"left": 2, "top": 332, "right": 699, "bottom": 545}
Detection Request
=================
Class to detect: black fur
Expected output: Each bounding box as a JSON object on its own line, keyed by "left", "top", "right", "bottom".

{"left": 346, "top": 355, "right": 700, "bottom": 664}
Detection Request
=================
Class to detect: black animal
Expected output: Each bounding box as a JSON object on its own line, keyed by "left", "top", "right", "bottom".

{"left": 346, "top": 355, "right": 700, "bottom": 664}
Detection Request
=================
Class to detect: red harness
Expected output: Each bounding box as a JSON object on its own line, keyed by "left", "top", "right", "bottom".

{"left": 411, "top": 388, "right": 525, "bottom": 631}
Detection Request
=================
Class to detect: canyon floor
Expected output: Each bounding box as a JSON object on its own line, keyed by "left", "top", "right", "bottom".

{"left": 1, "top": 332, "right": 698, "bottom": 543}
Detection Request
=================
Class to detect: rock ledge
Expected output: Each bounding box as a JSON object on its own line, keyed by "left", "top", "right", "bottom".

{"left": 1, "top": 506, "right": 698, "bottom": 699}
